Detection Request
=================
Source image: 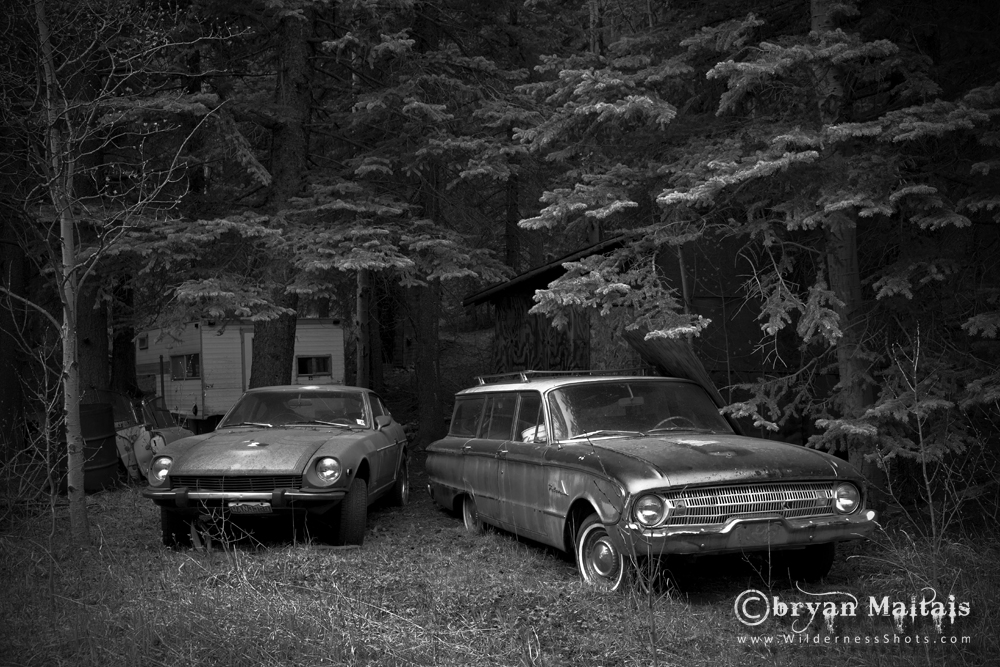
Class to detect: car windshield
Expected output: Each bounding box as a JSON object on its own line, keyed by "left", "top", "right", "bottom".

{"left": 219, "top": 391, "right": 369, "bottom": 429}
{"left": 547, "top": 380, "right": 733, "bottom": 440}
{"left": 141, "top": 397, "right": 176, "bottom": 429}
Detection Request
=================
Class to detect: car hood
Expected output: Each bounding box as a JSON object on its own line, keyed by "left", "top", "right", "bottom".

{"left": 166, "top": 427, "right": 356, "bottom": 476}
{"left": 158, "top": 426, "right": 194, "bottom": 445}
{"left": 584, "top": 432, "right": 853, "bottom": 487}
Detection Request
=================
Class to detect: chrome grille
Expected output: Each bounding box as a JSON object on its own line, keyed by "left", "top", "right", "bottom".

{"left": 658, "top": 482, "right": 835, "bottom": 526}
{"left": 170, "top": 475, "right": 302, "bottom": 492}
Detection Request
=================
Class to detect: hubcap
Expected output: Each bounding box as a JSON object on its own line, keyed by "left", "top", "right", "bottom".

{"left": 591, "top": 538, "right": 618, "bottom": 578}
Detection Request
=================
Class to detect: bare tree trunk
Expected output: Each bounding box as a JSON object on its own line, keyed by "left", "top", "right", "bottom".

{"left": 36, "top": 0, "right": 89, "bottom": 544}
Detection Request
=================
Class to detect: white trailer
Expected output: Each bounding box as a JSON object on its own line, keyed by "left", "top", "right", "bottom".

{"left": 136, "top": 318, "right": 345, "bottom": 433}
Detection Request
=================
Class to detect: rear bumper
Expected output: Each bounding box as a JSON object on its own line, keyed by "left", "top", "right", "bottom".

{"left": 618, "top": 510, "right": 877, "bottom": 555}
{"left": 143, "top": 487, "right": 346, "bottom": 512}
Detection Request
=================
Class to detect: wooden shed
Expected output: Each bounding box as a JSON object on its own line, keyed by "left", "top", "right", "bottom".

{"left": 463, "top": 238, "right": 625, "bottom": 374}
{"left": 465, "top": 233, "right": 767, "bottom": 399}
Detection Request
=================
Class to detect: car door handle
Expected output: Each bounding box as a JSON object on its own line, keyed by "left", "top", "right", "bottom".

{"left": 462, "top": 443, "right": 473, "bottom": 452}
{"left": 496, "top": 446, "right": 508, "bottom": 457}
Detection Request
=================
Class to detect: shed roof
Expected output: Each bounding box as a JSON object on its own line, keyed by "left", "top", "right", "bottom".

{"left": 462, "top": 236, "right": 626, "bottom": 307}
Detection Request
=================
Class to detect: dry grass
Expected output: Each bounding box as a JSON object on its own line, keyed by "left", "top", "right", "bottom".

{"left": 1, "top": 455, "right": 997, "bottom": 667}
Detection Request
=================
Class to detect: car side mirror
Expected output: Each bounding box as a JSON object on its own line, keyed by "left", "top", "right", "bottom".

{"left": 374, "top": 415, "right": 392, "bottom": 430}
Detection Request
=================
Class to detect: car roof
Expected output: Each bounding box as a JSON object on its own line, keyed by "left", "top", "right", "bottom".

{"left": 455, "top": 374, "right": 701, "bottom": 396}
{"left": 243, "top": 385, "right": 367, "bottom": 394}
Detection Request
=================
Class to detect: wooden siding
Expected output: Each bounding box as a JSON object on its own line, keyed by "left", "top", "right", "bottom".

{"left": 491, "top": 295, "right": 589, "bottom": 373}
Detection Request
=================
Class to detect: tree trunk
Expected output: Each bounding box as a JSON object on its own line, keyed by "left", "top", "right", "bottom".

{"left": 36, "top": 0, "right": 89, "bottom": 544}
{"left": 110, "top": 281, "right": 140, "bottom": 397}
{"left": 249, "top": 294, "right": 298, "bottom": 388}
{"left": 811, "top": 0, "right": 885, "bottom": 492}
{"left": 77, "top": 283, "right": 109, "bottom": 397}
{"left": 61, "top": 215, "right": 89, "bottom": 544}
{"left": 268, "top": 10, "right": 312, "bottom": 207}
{"left": 825, "top": 216, "right": 884, "bottom": 488}
{"left": 409, "top": 282, "right": 444, "bottom": 447}
{"left": 356, "top": 269, "right": 370, "bottom": 388}
{"left": 505, "top": 171, "right": 520, "bottom": 270}
{"left": 370, "top": 276, "right": 384, "bottom": 394}
{"left": 0, "top": 221, "right": 26, "bottom": 452}
{"left": 251, "top": 9, "right": 314, "bottom": 385}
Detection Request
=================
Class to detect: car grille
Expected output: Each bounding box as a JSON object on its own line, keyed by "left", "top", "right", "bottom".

{"left": 657, "top": 482, "right": 836, "bottom": 526}
{"left": 170, "top": 475, "right": 303, "bottom": 492}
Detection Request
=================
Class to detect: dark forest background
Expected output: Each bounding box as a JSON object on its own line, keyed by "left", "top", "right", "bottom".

{"left": 2, "top": 0, "right": 999, "bottom": 544}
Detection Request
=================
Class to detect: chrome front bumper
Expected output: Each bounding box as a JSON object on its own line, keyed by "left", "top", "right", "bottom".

{"left": 617, "top": 510, "right": 877, "bottom": 555}
{"left": 143, "top": 486, "right": 346, "bottom": 509}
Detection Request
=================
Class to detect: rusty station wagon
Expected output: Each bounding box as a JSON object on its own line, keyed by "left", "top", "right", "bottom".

{"left": 144, "top": 385, "right": 409, "bottom": 547}
{"left": 426, "top": 371, "right": 877, "bottom": 589}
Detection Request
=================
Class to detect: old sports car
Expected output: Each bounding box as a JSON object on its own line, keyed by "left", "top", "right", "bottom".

{"left": 144, "top": 385, "right": 409, "bottom": 547}
{"left": 426, "top": 371, "right": 877, "bottom": 589}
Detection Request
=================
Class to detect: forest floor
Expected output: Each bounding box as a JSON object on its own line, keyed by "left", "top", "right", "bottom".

{"left": 1, "top": 452, "right": 997, "bottom": 667}
{"left": 2, "top": 329, "right": 998, "bottom": 666}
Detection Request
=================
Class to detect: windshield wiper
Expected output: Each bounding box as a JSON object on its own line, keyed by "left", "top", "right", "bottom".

{"left": 224, "top": 421, "right": 273, "bottom": 428}
{"left": 284, "top": 420, "right": 361, "bottom": 429}
{"left": 569, "top": 430, "right": 644, "bottom": 440}
{"left": 646, "top": 426, "right": 714, "bottom": 434}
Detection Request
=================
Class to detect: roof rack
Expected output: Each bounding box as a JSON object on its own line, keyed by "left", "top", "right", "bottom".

{"left": 474, "top": 368, "right": 653, "bottom": 385}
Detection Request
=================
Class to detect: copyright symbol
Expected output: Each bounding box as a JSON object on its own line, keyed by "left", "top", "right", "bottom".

{"left": 734, "top": 589, "right": 770, "bottom": 626}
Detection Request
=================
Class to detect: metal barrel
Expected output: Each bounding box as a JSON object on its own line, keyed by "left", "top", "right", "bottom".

{"left": 80, "top": 403, "right": 120, "bottom": 492}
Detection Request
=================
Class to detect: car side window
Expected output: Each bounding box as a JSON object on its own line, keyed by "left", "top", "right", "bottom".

{"left": 449, "top": 396, "right": 486, "bottom": 437}
{"left": 482, "top": 393, "right": 517, "bottom": 440}
{"left": 515, "top": 392, "right": 545, "bottom": 442}
{"left": 369, "top": 395, "right": 385, "bottom": 418}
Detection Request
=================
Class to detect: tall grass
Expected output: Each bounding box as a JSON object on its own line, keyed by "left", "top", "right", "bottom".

{"left": 1, "top": 472, "right": 996, "bottom": 667}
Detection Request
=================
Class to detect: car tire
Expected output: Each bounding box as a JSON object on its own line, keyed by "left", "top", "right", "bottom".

{"left": 161, "top": 507, "right": 192, "bottom": 548}
{"left": 771, "top": 542, "right": 836, "bottom": 584}
{"left": 575, "top": 514, "right": 626, "bottom": 591}
{"left": 334, "top": 477, "right": 368, "bottom": 546}
{"left": 388, "top": 453, "right": 409, "bottom": 507}
{"left": 462, "top": 494, "right": 484, "bottom": 534}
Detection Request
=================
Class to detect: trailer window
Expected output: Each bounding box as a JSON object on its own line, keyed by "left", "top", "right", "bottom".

{"left": 170, "top": 354, "right": 200, "bottom": 380}
{"left": 297, "top": 356, "right": 331, "bottom": 376}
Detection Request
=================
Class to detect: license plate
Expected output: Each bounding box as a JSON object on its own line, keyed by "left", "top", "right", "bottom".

{"left": 734, "top": 522, "right": 781, "bottom": 546}
{"left": 228, "top": 501, "right": 272, "bottom": 515}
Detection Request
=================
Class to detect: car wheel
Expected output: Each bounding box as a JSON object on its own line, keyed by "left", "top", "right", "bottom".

{"left": 575, "top": 514, "right": 625, "bottom": 591}
{"left": 161, "top": 507, "right": 192, "bottom": 548}
{"left": 771, "top": 542, "right": 836, "bottom": 584}
{"left": 334, "top": 477, "right": 368, "bottom": 546}
{"left": 462, "top": 494, "right": 484, "bottom": 534}
{"left": 388, "top": 454, "right": 409, "bottom": 507}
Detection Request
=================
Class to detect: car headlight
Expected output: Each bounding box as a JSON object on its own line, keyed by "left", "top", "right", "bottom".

{"left": 834, "top": 483, "right": 861, "bottom": 514}
{"left": 149, "top": 456, "right": 172, "bottom": 487}
{"left": 315, "top": 457, "right": 342, "bottom": 486}
{"left": 634, "top": 494, "right": 667, "bottom": 527}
